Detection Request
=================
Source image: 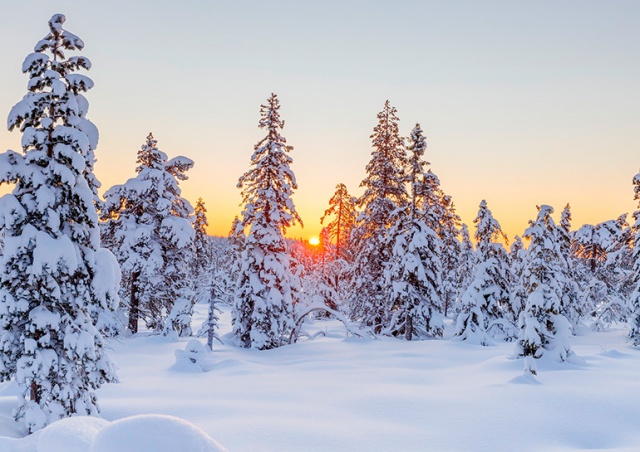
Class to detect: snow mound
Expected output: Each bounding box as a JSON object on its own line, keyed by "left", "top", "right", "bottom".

{"left": 507, "top": 373, "right": 541, "bottom": 385}
{"left": 38, "top": 416, "right": 108, "bottom": 452}
{"left": 599, "top": 349, "right": 632, "bottom": 359}
{"left": 172, "top": 339, "right": 212, "bottom": 372}
{"left": 91, "top": 414, "right": 225, "bottom": 452}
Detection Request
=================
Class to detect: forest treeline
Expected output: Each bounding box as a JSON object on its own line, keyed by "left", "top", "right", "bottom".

{"left": 0, "top": 14, "right": 638, "bottom": 433}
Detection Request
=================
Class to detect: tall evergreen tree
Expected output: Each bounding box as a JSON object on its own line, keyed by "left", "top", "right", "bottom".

{"left": 404, "top": 127, "right": 461, "bottom": 316}
{"left": 0, "top": 14, "right": 119, "bottom": 432}
{"left": 456, "top": 223, "right": 476, "bottom": 313}
{"left": 224, "top": 216, "right": 245, "bottom": 305}
{"left": 233, "top": 93, "right": 301, "bottom": 350}
{"left": 191, "top": 198, "right": 212, "bottom": 304}
{"left": 192, "top": 198, "right": 211, "bottom": 278}
{"left": 573, "top": 217, "right": 630, "bottom": 328}
{"left": 508, "top": 235, "right": 528, "bottom": 319}
{"left": 102, "top": 133, "right": 194, "bottom": 336}
{"left": 349, "top": 101, "right": 407, "bottom": 333}
{"left": 594, "top": 215, "right": 634, "bottom": 327}
{"left": 436, "top": 195, "right": 462, "bottom": 316}
{"left": 320, "top": 183, "right": 357, "bottom": 261}
{"left": 385, "top": 123, "right": 443, "bottom": 340}
{"left": 556, "top": 204, "right": 583, "bottom": 329}
{"left": 195, "top": 259, "right": 224, "bottom": 351}
{"left": 455, "top": 200, "right": 512, "bottom": 343}
{"left": 514, "top": 205, "right": 572, "bottom": 375}
{"left": 628, "top": 171, "right": 640, "bottom": 345}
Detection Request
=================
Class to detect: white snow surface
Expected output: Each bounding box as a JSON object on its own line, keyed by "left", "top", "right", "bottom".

{"left": 92, "top": 414, "right": 225, "bottom": 452}
{"left": 1, "top": 305, "right": 640, "bottom": 451}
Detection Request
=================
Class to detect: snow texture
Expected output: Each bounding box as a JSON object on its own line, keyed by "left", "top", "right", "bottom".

{"left": 0, "top": 305, "right": 638, "bottom": 451}
{"left": 92, "top": 415, "right": 226, "bottom": 452}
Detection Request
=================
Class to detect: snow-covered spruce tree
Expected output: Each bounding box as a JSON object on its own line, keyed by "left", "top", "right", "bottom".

{"left": 604, "top": 214, "right": 635, "bottom": 300}
{"left": 514, "top": 205, "right": 572, "bottom": 375}
{"left": 573, "top": 217, "right": 630, "bottom": 329}
{"left": 384, "top": 123, "right": 443, "bottom": 340}
{"left": 102, "top": 133, "right": 194, "bottom": 336}
{"left": 597, "top": 218, "right": 633, "bottom": 287}
{"left": 349, "top": 101, "right": 407, "bottom": 334}
{"left": 455, "top": 223, "right": 476, "bottom": 313}
{"left": 189, "top": 198, "right": 222, "bottom": 349}
{"left": 628, "top": 171, "right": 640, "bottom": 345}
{"left": 195, "top": 259, "right": 224, "bottom": 351}
{"left": 573, "top": 223, "right": 607, "bottom": 276}
{"left": 558, "top": 204, "right": 573, "bottom": 263}
{"left": 435, "top": 194, "right": 462, "bottom": 317}
{"left": 0, "top": 14, "right": 119, "bottom": 432}
{"left": 405, "top": 128, "right": 461, "bottom": 318}
{"left": 455, "top": 200, "right": 512, "bottom": 344}
{"left": 508, "top": 235, "right": 528, "bottom": 319}
{"left": 223, "top": 216, "right": 244, "bottom": 305}
{"left": 233, "top": 93, "right": 302, "bottom": 350}
{"left": 192, "top": 198, "right": 212, "bottom": 282}
{"left": 556, "top": 204, "right": 583, "bottom": 329}
{"left": 320, "top": 183, "right": 357, "bottom": 261}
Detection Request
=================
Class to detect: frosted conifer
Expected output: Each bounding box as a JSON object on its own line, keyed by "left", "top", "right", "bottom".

{"left": 574, "top": 217, "right": 630, "bottom": 328}
{"left": 455, "top": 224, "right": 476, "bottom": 313}
{"left": 191, "top": 198, "right": 212, "bottom": 302}
{"left": 193, "top": 198, "right": 211, "bottom": 278}
{"left": 224, "top": 216, "right": 244, "bottom": 305}
{"left": 196, "top": 260, "right": 224, "bottom": 351}
{"left": 233, "top": 93, "right": 301, "bottom": 350}
{"left": 349, "top": 101, "right": 407, "bottom": 333}
{"left": 0, "top": 14, "right": 119, "bottom": 432}
{"left": 437, "top": 195, "right": 462, "bottom": 316}
{"left": 405, "top": 127, "right": 461, "bottom": 317}
{"left": 320, "top": 183, "right": 357, "bottom": 261}
{"left": 628, "top": 172, "right": 640, "bottom": 345}
{"left": 508, "top": 235, "right": 528, "bottom": 319}
{"left": 514, "top": 205, "right": 572, "bottom": 374}
{"left": 556, "top": 204, "right": 583, "bottom": 328}
{"left": 102, "top": 134, "right": 194, "bottom": 336}
{"left": 384, "top": 123, "right": 443, "bottom": 339}
{"left": 455, "top": 200, "right": 512, "bottom": 343}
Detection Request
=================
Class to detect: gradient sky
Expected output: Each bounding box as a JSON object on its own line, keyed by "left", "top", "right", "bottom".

{"left": 0, "top": 1, "right": 638, "bottom": 242}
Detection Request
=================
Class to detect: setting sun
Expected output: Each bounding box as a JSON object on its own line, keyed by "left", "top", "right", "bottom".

{"left": 308, "top": 236, "right": 320, "bottom": 246}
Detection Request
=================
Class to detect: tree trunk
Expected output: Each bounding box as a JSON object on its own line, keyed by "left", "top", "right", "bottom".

{"left": 128, "top": 271, "right": 140, "bottom": 334}
{"left": 207, "top": 289, "right": 215, "bottom": 351}
{"left": 405, "top": 313, "right": 413, "bottom": 341}
{"left": 30, "top": 380, "right": 40, "bottom": 404}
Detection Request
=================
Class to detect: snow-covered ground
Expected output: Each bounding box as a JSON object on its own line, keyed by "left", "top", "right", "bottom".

{"left": 1, "top": 304, "right": 639, "bottom": 451}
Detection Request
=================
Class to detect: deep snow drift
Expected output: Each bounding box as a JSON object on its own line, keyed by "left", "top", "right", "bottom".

{"left": 1, "top": 304, "right": 639, "bottom": 451}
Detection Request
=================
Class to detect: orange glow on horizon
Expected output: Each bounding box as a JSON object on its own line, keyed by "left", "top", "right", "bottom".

{"left": 308, "top": 236, "right": 320, "bottom": 246}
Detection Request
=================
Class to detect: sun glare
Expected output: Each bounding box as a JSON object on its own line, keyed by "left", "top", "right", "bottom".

{"left": 308, "top": 236, "right": 320, "bottom": 246}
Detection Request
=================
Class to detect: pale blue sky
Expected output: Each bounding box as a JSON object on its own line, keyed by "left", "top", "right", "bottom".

{"left": 1, "top": 1, "right": 638, "bottom": 239}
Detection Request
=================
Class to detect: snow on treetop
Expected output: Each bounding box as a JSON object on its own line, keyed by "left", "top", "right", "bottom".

{"left": 538, "top": 204, "right": 554, "bottom": 215}
{"left": 49, "top": 14, "right": 67, "bottom": 30}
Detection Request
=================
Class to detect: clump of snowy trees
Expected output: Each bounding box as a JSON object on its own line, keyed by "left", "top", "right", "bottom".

{"left": 3, "top": 10, "right": 640, "bottom": 434}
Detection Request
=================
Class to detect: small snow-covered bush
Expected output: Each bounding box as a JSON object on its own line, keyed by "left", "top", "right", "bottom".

{"left": 173, "top": 339, "right": 210, "bottom": 372}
